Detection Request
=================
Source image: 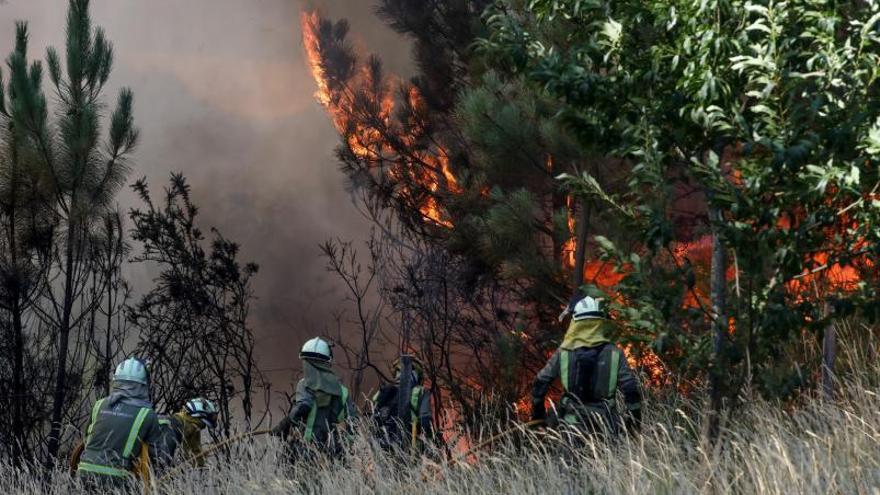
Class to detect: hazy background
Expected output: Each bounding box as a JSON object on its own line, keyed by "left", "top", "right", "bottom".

{"left": 0, "top": 0, "right": 411, "bottom": 407}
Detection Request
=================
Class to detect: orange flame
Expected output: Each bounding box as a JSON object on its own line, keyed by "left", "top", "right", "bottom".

{"left": 301, "top": 11, "right": 331, "bottom": 107}
{"left": 562, "top": 195, "right": 577, "bottom": 269}
{"left": 300, "top": 11, "right": 458, "bottom": 228}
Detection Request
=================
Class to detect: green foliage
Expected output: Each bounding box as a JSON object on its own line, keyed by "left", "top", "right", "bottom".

{"left": 481, "top": 0, "right": 880, "bottom": 399}
{"left": 454, "top": 73, "right": 587, "bottom": 308}
{"left": 0, "top": 0, "right": 142, "bottom": 462}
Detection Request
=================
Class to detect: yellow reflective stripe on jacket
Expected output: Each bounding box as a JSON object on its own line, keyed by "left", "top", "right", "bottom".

{"left": 304, "top": 387, "right": 349, "bottom": 441}
{"left": 410, "top": 386, "right": 422, "bottom": 426}
{"left": 303, "top": 402, "right": 318, "bottom": 442}
{"left": 122, "top": 408, "right": 150, "bottom": 459}
{"left": 77, "top": 461, "right": 132, "bottom": 478}
{"left": 338, "top": 386, "right": 350, "bottom": 422}
{"left": 409, "top": 386, "right": 422, "bottom": 453}
{"left": 560, "top": 350, "right": 570, "bottom": 391}
{"left": 85, "top": 398, "right": 106, "bottom": 446}
{"left": 608, "top": 348, "right": 620, "bottom": 396}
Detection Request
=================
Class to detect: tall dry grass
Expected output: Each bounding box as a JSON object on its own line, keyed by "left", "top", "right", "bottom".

{"left": 4, "top": 329, "right": 880, "bottom": 494}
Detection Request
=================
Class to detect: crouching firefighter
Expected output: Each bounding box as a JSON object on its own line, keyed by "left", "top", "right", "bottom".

{"left": 154, "top": 397, "right": 219, "bottom": 470}
{"left": 371, "top": 357, "right": 435, "bottom": 454}
{"left": 531, "top": 296, "right": 643, "bottom": 438}
{"left": 271, "top": 337, "right": 357, "bottom": 458}
{"left": 77, "top": 357, "right": 162, "bottom": 491}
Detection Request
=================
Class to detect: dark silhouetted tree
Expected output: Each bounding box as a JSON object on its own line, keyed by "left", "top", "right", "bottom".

{"left": 129, "top": 173, "right": 265, "bottom": 436}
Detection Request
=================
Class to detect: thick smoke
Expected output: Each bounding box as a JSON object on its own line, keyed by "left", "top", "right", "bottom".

{"left": 0, "top": 0, "right": 412, "bottom": 411}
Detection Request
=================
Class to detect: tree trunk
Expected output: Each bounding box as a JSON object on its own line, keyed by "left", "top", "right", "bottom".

{"left": 707, "top": 205, "right": 727, "bottom": 442}
{"left": 46, "top": 221, "right": 77, "bottom": 466}
{"left": 241, "top": 341, "right": 255, "bottom": 427}
{"left": 103, "top": 280, "right": 113, "bottom": 397}
{"left": 396, "top": 353, "right": 414, "bottom": 448}
{"left": 219, "top": 371, "right": 231, "bottom": 439}
{"left": 7, "top": 131, "right": 29, "bottom": 463}
{"left": 11, "top": 298, "right": 28, "bottom": 463}
{"left": 572, "top": 200, "right": 591, "bottom": 290}
{"left": 551, "top": 189, "right": 566, "bottom": 269}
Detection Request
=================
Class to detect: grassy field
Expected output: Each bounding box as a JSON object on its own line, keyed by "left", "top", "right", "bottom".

{"left": 3, "top": 340, "right": 880, "bottom": 494}
{"left": 3, "top": 383, "right": 879, "bottom": 494}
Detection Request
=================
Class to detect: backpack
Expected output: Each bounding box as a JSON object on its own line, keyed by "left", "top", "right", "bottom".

{"left": 568, "top": 344, "right": 614, "bottom": 404}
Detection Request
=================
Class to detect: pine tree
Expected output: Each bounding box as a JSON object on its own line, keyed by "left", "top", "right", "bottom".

{"left": 5, "top": 0, "right": 138, "bottom": 463}
{"left": 0, "top": 22, "right": 54, "bottom": 463}
{"left": 306, "top": 2, "right": 613, "bottom": 400}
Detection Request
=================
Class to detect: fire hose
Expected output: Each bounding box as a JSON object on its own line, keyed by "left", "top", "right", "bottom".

{"left": 154, "top": 419, "right": 545, "bottom": 488}
{"left": 447, "top": 419, "right": 544, "bottom": 467}
{"left": 155, "top": 428, "right": 272, "bottom": 485}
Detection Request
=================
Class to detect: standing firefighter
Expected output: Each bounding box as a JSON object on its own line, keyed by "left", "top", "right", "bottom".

{"left": 371, "top": 357, "right": 434, "bottom": 453}
{"left": 531, "top": 296, "right": 643, "bottom": 438}
{"left": 154, "top": 397, "right": 219, "bottom": 470}
{"left": 271, "top": 337, "right": 356, "bottom": 456}
{"left": 77, "top": 357, "right": 162, "bottom": 491}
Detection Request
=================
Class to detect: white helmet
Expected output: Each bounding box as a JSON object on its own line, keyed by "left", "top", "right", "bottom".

{"left": 184, "top": 398, "right": 219, "bottom": 429}
{"left": 572, "top": 296, "right": 604, "bottom": 321}
{"left": 114, "top": 357, "right": 149, "bottom": 385}
{"left": 300, "top": 337, "right": 332, "bottom": 362}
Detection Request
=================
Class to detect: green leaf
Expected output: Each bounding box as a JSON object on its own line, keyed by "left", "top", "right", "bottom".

{"left": 844, "top": 165, "right": 860, "bottom": 187}
{"left": 594, "top": 235, "right": 618, "bottom": 254}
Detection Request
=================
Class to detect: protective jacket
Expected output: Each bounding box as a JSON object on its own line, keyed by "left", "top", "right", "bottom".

{"left": 154, "top": 411, "right": 205, "bottom": 468}
{"left": 532, "top": 318, "right": 642, "bottom": 434}
{"left": 78, "top": 380, "right": 162, "bottom": 479}
{"left": 371, "top": 382, "right": 433, "bottom": 449}
{"left": 272, "top": 359, "right": 356, "bottom": 446}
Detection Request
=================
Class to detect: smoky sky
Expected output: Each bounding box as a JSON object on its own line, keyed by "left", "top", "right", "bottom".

{"left": 0, "top": 1, "right": 412, "bottom": 404}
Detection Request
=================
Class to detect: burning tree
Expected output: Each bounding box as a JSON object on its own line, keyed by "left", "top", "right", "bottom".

{"left": 300, "top": 3, "right": 643, "bottom": 417}
{"left": 483, "top": 0, "right": 880, "bottom": 436}
{"left": 305, "top": 0, "right": 880, "bottom": 439}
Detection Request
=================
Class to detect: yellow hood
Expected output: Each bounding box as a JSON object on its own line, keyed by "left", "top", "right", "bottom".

{"left": 560, "top": 318, "right": 617, "bottom": 350}
{"left": 175, "top": 410, "right": 204, "bottom": 430}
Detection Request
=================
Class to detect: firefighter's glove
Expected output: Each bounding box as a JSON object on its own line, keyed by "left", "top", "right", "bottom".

{"left": 270, "top": 417, "right": 291, "bottom": 439}
{"left": 531, "top": 400, "right": 546, "bottom": 421}
{"left": 530, "top": 400, "right": 547, "bottom": 427}
{"left": 544, "top": 407, "right": 559, "bottom": 428}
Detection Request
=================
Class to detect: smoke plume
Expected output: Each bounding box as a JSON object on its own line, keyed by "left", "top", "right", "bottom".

{"left": 0, "top": 0, "right": 412, "bottom": 411}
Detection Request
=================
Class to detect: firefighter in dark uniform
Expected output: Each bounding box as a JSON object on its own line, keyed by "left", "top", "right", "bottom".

{"left": 77, "top": 357, "right": 162, "bottom": 491}
{"left": 154, "top": 397, "right": 219, "bottom": 470}
{"left": 531, "top": 296, "right": 643, "bottom": 438}
{"left": 271, "top": 337, "right": 357, "bottom": 458}
{"left": 370, "top": 357, "right": 435, "bottom": 453}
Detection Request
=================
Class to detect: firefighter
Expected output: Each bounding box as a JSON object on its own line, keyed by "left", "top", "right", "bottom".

{"left": 531, "top": 295, "right": 643, "bottom": 438}
{"left": 154, "top": 397, "right": 219, "bottom": 470}
{"left": 370, "top": 357, "right": 434, "bottom": 453}
{"left": 271, "top": 337, "right": 356, "bottom": 457}
{"left": 77, "top": 357, "right": 162, "bottom": 491}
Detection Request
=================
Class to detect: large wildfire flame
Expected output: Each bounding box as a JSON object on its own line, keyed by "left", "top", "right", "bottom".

{"left": 301, "top": 12, "right": 669, "bottom": 421}
{"left": 300, "top": 11, "right": 458, "bottom": 228}
{"left": 302, "top": 9, "right": 668, "bottom": 390}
